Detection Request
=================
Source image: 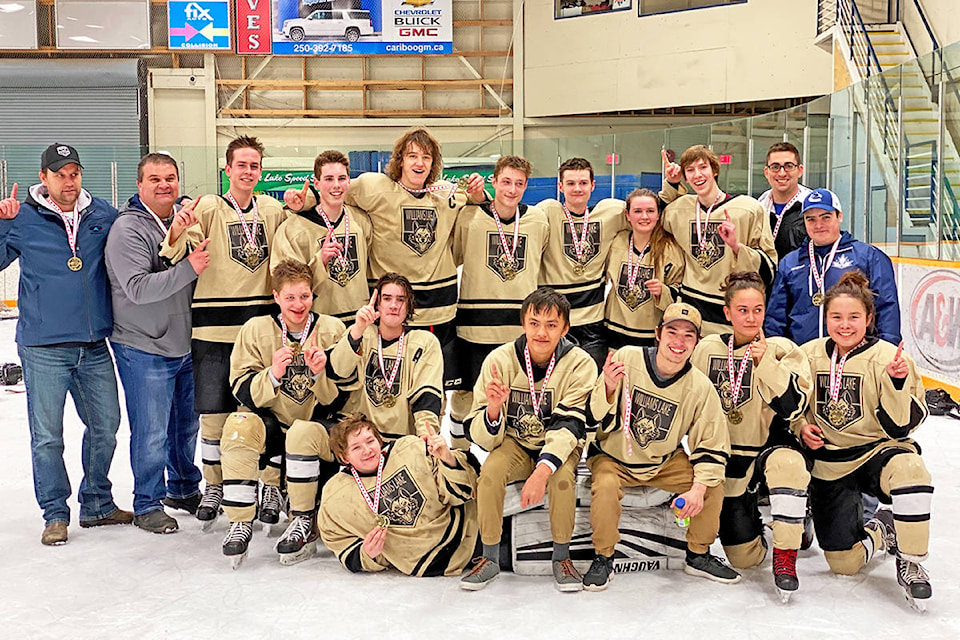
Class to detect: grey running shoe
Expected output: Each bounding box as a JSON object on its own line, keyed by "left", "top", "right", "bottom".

{"left": 684, "top": 551, "right": 742, "bottom": 584}
{"left": 553, "top": 558, "right": 584, "bottom": 592}
{"left": 460, "top": 557, "right": 500, "bottom": 591}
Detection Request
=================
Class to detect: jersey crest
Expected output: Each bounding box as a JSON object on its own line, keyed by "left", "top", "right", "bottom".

{"left": 364, "top": 352, "right": 402, "bottom": 407}
{"left": 616, "top": 263, "right": 654, "bottom": 310}
{"left": 485, "top": 232, "right": 529, "bottom": 281}
{"left": 227, "top": 221, "right": 269, "bottom": 272}
{"left": 688, "top": 221, "right": 726, "bottom": 269}
{"left": 626, "top": 388, "right": 677, "bottom": 448}
{"left": 377, "top": 466, "right": 425, "bottom": 527}
{"left": 814, "top": 373, "right": 863, "bottom": 429}
{"left": 562, "top": 220, "right": 601, "bottom": 266}
{"left": 279, "top": 351, "right": 314, "bottom": 405}
{"left": 706, "top": 355, "right": 754, "bottom": 411}
{"left": 402, "top": 206, "right": 438, "bottom": 255}
{"left": 320, "top": 232, "right": 361, "bottom": 286}
{"left": 506, "top": 387, "right": 554, "bottom": 439}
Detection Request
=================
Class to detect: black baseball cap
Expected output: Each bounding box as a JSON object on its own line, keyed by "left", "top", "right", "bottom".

{"left": 41, "top": 143, "right": 83, "bottom": 172}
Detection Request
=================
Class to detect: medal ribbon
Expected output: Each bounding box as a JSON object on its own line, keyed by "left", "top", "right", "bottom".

{"left": 141, "top": 201, "right": 171, "bottom": 236}
{"left": 279, "top": 312, "right": 313, "bottom": 351}
{"left": 396, "top": 179, "right": 457, "bottom": 203}
{"left": 766, "top": 189, "right": 805, "bottom": 240}
{"left": 561, "top": 203, "right": 591, "bottom": 266}
{"left": 829, "top": 340, "right": 865, "bottom": 403}
{"left": 350, "top": 453, "right": 385, "bottom": 519}
{"left": 491, "top": 204, "right": 520, "bottom": 266}
{"left": 523, "top": 345, "right": 557, "bottom": 420}
{"left": 225, "top": 191, "right": 260, "bottom": 250}
{"left": 378, "top": 331, "right": 405, "bottom": 395}
{"left": 626, "top": 240, "right": 650, "bottom": 291}
{"left": 621, "top": 371, "right": 635, "bottom": 457}
{"left": 311, "top": 190, "right": 351, "bottom": 273}
{"left": 45, "top": 196, "right": 80, "bottom": 259}
{"left": 694, "top": 191, "right": 725, "bottom": 253}
{"left": 726, "top": 335, "right": 754, "bottom": 409}
{"left": 807, "top": 237, "right": 841, "bottom": 300}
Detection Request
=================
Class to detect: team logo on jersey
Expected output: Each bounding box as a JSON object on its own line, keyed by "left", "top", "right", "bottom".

{"left": 279, "top": 352, "right": 313, "bottom": 405}
{"left": 706, "top": 355, "right": 754, "bottom": 411}
{"left": 506, "top": 388, "right": 554, "bottom": 440}
{"left": 377, "top": 466, "right": 425, "bottom": 527}
{"left": 562, "top": 221, "right": 601, "bottom": 267}
{"left": 616, "top": 263, "right": 654, "bottom": 310}
{"left": 365, "top": 352, "right": 402, "bottom": 407}
{"left": 814, "top": 373, "right": 863, "bottom": 429}
{"left": 485, "top": 232, "right": 529, "bottom": 281}
{"left": 626, "top": 388, "right": 677, "bottom": 448}
{"left": 402, "top": 207, "right": 438, "bottom": 255}
{"left": 688, "top": 221, "right": 726, "bottom": 269}
{"left": 319, "top": 232, "right": 361, "bottom": 286}
{"left": 227, "top": 221, "right": 269, "bottom": 272}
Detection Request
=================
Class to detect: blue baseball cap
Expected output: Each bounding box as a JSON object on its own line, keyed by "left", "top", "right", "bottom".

{"left": 801, "top": 188, "right": 842, "bottom": 214}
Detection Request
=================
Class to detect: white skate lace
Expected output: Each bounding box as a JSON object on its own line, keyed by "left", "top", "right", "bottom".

{"left": 223, "top": 521, "right": 252, "bottom": 545}
{"left": 199, "top": 484, "right": 223, "bottom": 508}
{"left": 898, "top": 558, "right": 930, "bottom": 584}
{"left": 281, "top": 515, "right": 312, "bottom": 544}
{"left": 261, "top": 486, "right": 284, "bottom": 512}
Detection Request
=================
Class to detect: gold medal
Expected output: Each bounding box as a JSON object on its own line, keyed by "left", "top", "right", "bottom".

{"left": 624, "top": 290, "right": 639, "bottom": 308}
{"left": 375, "top": 513, "right": 390, "bottom": 529}
{"left": 827, "top": 400, "right": 847, "bottom": 427}
{"left": 335, "top": 268, "right": 349, "bottom": 287}
{"left": 697, "top": 251, "right": 711, "bottom": 267}
{"left": 812, "top": 292, "right": 824, "bottom": 306}
{"left": 289, "top": 341, "right": 301, "bottom": 357}
{"left": 244, "top": 245, "right": 262, "bottom": 268}
{"left": 502, "top": 264, "right": 517, "bottom": 281}
{"left": 67, "top": 256, "right": 83, "bottom": 271}
{"left": 573, "top": 263, "right": 585, "bottom": 276}
{"left": 456, "top": 176, "right": 471, "bottom": 192}
{"left": 382, "top": 392, "right": 396, "bottom": 408}
{"left": 727, "top": 408, "right": 743, "bottom": 424}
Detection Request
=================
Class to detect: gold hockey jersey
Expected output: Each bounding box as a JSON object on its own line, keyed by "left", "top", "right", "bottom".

{"left": 464, "top": 337, "right": 596, "bottom": 471}
{"left": 537, "top": 198, "right": 629, "bottom": 327}
{"left": 588, "top": 345, "right": 730, "bottom": 487}
{"left": 453, "top": 202, "right": 550, "bottom": 344}
{"left": 160, "top": 194, "right": 287, "bottom": 343}
{"left": 329, "top": 325, "right": 444, "bottom": 440}
{"left": 344, "top": 172, "right": 470, "bottom": 327}
{"left": 690, "top": 334, "right": 811, "bottom": 496}
{"left": 229, "top": 312, "right": 346, "bottom": 426}
{"left": 800, "top": 337, "right": 927, "bottom": 481}
{"left": 661, "top": 194, "right": 777, "bottom": 335}
{"left": 318, "top": 436, "right": 479, "bottom": 576}
{"left": 603, "top": 230, "right": 685, "bottom": 347}
{"left": 270, "top": 201, "right": 373, "bottom": 324}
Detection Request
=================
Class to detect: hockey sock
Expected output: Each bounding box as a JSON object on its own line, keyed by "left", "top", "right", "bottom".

{"left": 552, "top": 542, "right": 570, "bottom": 562}
{"left": 483, "top": 543, "right": 499, "bottom": 562}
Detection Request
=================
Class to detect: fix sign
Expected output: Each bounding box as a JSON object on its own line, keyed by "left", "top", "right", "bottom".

{"left": 236, "top": 0, "right": 271, "bottom": 54}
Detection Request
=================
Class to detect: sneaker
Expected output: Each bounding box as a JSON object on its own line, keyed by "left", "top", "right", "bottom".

{"left": 134, "top": 510, "right": 179, "bottom": 534}
{"left": 196, "top": 484, "right": 223, "bottom": 522}
{"left": 896, "top": 556, "right": 932, "bottom": 600}
{"left": 865, "top": 508, "right": 898, "bottom": 556}
{"left": 684, "top": 551, "right": 742, "bottom": 584}
{"left": 553, "top": 558, "right": 584, "bottom": 592}
{"left": 460, "top": 557, "right": 500, "bottom": 591}
{"left": 41, "top": 521, "right": 68, "bottom": 546}
{"left": 259, "top": 485, "right": 285, "bottom": 525}
{"left": 79, "top": 508, "right": 134, "bottom": 528}
{"left": 582, "top": 554, "right": 614, "bottom": 591}
{"left": 773, "top": 548, "right": 799, "bottom": 592}
{"left": 163, "top": 494, "right": 201, "bottom": 515}
{"left": 222, "top": 521, "right": 254, "bottom": 557}
{"left": 276, "top": 514, "right": 318, "bottom": 555}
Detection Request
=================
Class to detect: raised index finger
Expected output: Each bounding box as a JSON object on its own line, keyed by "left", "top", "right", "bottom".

{"left": 10, "top": 183, "right": 17, "bottom": 200}
{"left": 369, "top": 289, "right": 378, "bottom": 307}
{"left": 894, "top": 341, "right": 904, "bottom": 361}
{"left": 661, "top": 149, "right": 669, "bottom": 167}
{"left": 724, "top": 208, "right": 731, "bottom": 222}
{"left": 491, "top": 362, "right": 500, "bottom": 380}
{"left": 301, "top": 180, "right": 310, "bottom": 197}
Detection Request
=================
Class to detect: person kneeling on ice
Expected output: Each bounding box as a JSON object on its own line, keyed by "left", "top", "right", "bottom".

{"left": 798, "top": 271, "right": 933, "bottom": 612}
{"left": 582, "top": 302, "right": 739, "bottom": 590}
{"left": 460, "top": 287, "right": 597, "bottom": 592}
{"left": 317, "top": 413, "right": 480, "bottom": 576}
{"left": 218, "top": 260, "right": 348, "bottom": 567}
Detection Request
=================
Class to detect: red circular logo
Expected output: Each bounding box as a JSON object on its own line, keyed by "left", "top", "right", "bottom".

{"left": 909, "top": 269, "right": 960, "bottom": 371}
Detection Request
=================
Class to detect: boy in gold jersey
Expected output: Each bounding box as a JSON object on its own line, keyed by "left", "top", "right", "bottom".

{"left": 160, "top": 135, "right": 288, "bottom": 525}
{"left": 448, "top": 156, "right": 550, "bottom": 449}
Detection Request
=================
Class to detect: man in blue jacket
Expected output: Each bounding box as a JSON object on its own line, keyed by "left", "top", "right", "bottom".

{"left": 764, "top": 188, "right": 901, "bottom": 346}
{"left": 0, "top": 143, "right": 132, "bottom": 546}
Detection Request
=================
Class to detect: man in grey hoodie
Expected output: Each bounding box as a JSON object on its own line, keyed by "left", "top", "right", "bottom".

{"left": 105, "top": 153, "right": 211, "bottom": 533}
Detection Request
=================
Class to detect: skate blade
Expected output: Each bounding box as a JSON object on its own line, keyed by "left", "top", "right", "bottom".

{"left": 230, "top": 551, "right": 248, "bottom": 570}
{"left": 777, "top": 588, "right": 794, "bottom": 604}
{"left": 279, "top": 541, "right": 317, "bottom": 566}
{"left": 200, "top": 517, "right": 218, "bottom": 533}
{"left": 905, "top": 593, "right": 928, "bottom": 613}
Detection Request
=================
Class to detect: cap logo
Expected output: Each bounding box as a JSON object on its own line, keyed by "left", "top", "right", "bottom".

{"left": 808, "top": 191, "right": 823, "bottom": 202}
{"left": 57, "top": 146, "right": 71, "bottom": 157}
{"left": 681, "top": 309, "right": 689, "bottom": 315}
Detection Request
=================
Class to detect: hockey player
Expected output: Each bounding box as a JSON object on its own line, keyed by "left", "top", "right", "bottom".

{"left": 603, "top": 188, "right": 684, "bottom": 349}
{"left": 160, "top": 136, "right": 288, "bottom": 526}
{"left": 317, "top": 413, "right": 480, "bottom": 576}
{"left": 690, "top": 272, "right": 812, "bottom": 601}
{"left": 284, "top": 127, "right": 486, "bottom": 394}
{"left": 582, "top": 302, "right": 738, "bottom": 590}
{"left": 448, "top": 155, "right": 550, "bottom": 449}
{"left": 271, "top": 150, "right": 372, "bottom": 325}
{"left": 799, "top": 271, "right": 933, "bottom": 611}
{"left": 662, "top": 145, "right": 777, "bottom": 335}
{"left": 757, "top": 142, "right": 811, "bottom": 261}
{"left": 218, "top": 260, "right": 347, "bottom": 566}
{"left": 460, "top": 288, "right": 596, "bottom": 592}
{"left": 328, "top": 273, "right": 444, "bottom": 442}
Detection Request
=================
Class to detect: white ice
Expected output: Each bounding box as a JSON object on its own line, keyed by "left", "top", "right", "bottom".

{"left": 1, "top": 318, "right": 958, "bottom": 639}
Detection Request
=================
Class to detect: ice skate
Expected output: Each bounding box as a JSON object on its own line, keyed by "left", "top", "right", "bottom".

{"left": 864, "top": 508, "right": 897, "bottom": 557}
{"left": 259, "top": 484, "right": 285, "bottom": 526}
{"left": 799, "top": 507, "right": 815, "bottom": 551}
{"left": 773, "top": 548, "right": 798, "bottom": 603}
{"left": 196, "top": 483, "right": 223, "bottom": 532}
{"left": 896, "top": 556, "right": 931, "bottom": 613}
{"left": 222, "top": 520, "right": 253, "bottom": 570}
{"left": 276, "top": 513, "right": 318, "bottom": 566}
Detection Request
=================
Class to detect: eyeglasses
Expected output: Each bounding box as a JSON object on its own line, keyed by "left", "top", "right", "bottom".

{"left": 766, "top": 162, "right": 799, "bottom": 173}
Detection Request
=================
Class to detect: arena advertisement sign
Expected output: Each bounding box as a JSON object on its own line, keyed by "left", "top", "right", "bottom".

{"left": 236, "top": 0, "right": 272, "bottom": 54}
{"left": 899, "top": 261, "right": 960, "bottom": 389}
{"left": 219, "top": 169, "right": 314, "bottom": 199}
{"left": 270, "top": 0, "right": 453, "bottom": 56}
{"left": 169, "top": 2, "right": 231, "bottom": 50}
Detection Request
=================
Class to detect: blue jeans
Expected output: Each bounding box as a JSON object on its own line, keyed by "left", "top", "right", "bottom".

{"left": 112, "top": 343, "right": 201, "bottom": 515}
{"left": 18, "top": 341, "right": 122, "bottom": 525}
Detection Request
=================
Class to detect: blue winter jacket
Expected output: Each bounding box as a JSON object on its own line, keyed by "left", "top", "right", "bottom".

{"left": 764, "top": 231, "right": 901, "bottom": 345}
{"left": 0, "top": 185, "right": 118, "bottom": 346}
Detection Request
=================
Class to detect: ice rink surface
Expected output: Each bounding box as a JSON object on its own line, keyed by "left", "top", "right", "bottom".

{"left": 1, "top": 318, "right": 958, "bottom": 639}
